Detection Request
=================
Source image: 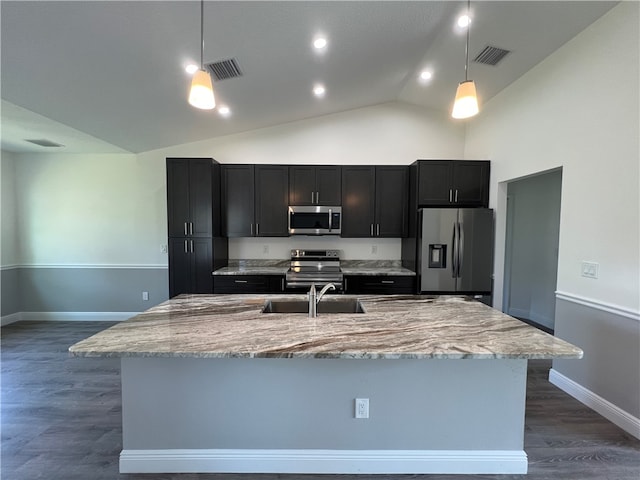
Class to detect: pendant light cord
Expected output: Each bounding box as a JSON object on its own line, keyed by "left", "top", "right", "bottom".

{"left": 464, "top": 0, "right": 470, "bottom": 82}
{"left": 200, "top": 0, "right": 204, "bottom": 69}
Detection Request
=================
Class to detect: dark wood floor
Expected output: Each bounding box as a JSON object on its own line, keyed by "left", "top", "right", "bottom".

{"left": 2, "top": 321, "right": 639, "bottom": 480}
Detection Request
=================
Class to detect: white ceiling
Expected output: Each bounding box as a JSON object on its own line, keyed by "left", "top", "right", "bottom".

{"left": 1, "top": 1, "right": 617, "bottom": 154}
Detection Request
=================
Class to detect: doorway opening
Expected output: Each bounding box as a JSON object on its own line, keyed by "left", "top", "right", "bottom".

{"left": 503, "top": 168, "right": 562, "bottom": 333}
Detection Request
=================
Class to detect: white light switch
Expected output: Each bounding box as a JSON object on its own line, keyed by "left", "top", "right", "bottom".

{"left": 581, "top": 261, "right": 599, "bottom": 279}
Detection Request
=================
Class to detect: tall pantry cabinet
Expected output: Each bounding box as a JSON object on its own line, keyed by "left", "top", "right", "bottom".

{"left": 166, "top": 158, "right": 228, "bottom": 297}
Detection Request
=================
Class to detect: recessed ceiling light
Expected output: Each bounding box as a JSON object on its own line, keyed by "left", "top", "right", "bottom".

{"left": 313, "top": 37, "right": 328, "bottom": 50}
{"left": 313, "top": 84, "right": 326, "bottom": 98}
{"left": 185, "top": 63, "right": 198, "bottom": 74}
{"left": 419, "top": 70, "right": 433, "bottom": 82}
{"left": 457, "top": 14, "right": 471, "bottom": 28}
{"left": 218, "top": 105, "right": 231, "bottom": 117}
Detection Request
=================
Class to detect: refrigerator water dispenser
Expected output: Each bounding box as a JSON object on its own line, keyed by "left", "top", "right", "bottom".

{"left": 428, "top": 244, "right": 447, "bottom": 268}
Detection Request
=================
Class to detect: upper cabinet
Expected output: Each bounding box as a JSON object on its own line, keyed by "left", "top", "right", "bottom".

{"left": 289, "top": 166, "right": 341, "bottom": 206}
{"left": 416, "top": 160, "right": 489, "bottom": 207}
{"left": 222, "top": 164, "right": 289, "bottom": 237}
{"left": 166, "top": 158, "right": 221, "bottom": 237}
{"left": 341, "top": 166, "right": 408, "bottom": 238}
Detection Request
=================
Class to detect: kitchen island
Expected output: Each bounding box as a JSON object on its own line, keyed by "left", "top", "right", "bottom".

{"left": 70, "top": 294, "right": 582, "bottom": 475}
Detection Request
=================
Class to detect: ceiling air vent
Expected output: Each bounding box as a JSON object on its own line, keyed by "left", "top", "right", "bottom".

{"left": 25, "top": 138, "right": 65, "bottom": 148}
{"left": 473, "top": 45, "right": 511, "bottom": 66}
{"left": 206, "top": 57, "right": 243, "bottom": 81}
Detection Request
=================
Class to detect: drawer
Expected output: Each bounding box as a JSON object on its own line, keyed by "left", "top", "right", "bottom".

{"left": 344, "top": 275, "right": 415, "bottom": 294}
{"left": 213, "top": 275, "right": 285, "bottom": 294}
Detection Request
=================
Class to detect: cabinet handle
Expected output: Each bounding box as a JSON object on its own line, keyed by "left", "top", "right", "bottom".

{"left": 184, "top": 240, "right": 188, "bottom": 253}
{"left": 189, "top": 222, "right": 194, "bottom": 235}
{"left": 381, "top": 280, "right": 394, "bottom": 284}
{"left": 250, "top": 224, "right": 254, "bottom": 235}
{"left": 370, "top": 224, "right": 374, "bottom": 236}
{"left": 184, "top": 222, "right": 188, "bottom": 236}
{"left": 311, "top": 192, "right": 315, "bottom": 204}
{"left": 281, "top": 278, "right": 285, "bottom": 291}
{"left": 376, "top": 224, "right": 380, "bottom": 236}
{"left": 344, "top": 277, "right": 348, "bottom": 291}
{"left": 316, "top": 191, "right": 319, "bottom": 204}
{"left": 234, "top": 280, "right": 248, "bottom": 283}
{"left": 190, "top": 240, "right": 194, "bottom": 253}
{"left": 455, "top": 189, "right": 459, "bottom": 203}
{"left": 449, "top": 189, "right": 453, "bottom": 203}
{"left": 256, "top": 223, "right": 259, "bottom": 236}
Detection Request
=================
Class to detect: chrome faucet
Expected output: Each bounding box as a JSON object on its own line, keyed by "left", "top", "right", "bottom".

{"left": 308, "top": 283, "right": 336, "bottom": 317}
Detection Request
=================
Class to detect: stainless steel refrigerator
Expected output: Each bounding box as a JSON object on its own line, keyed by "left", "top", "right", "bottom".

{"left": 418, "top": 208, "right": 494, "bottom": 294}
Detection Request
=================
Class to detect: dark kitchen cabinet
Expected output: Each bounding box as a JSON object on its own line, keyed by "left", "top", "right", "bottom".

{"left": 341, "top": 166, "right": 408, "bottom": 238}
{"left": 213, "top": 275, "right": 285, "bottom": 294}
{"left": 169, "top": 237, "right": 214, "bottom": 296}
{"left": 167, "top": 158, "right": 227, "bottom": 298}
{"left": 416, "top": 160, "right": 489, "bottom": 207}
{"left": 344, "top": 275, "right": 415, "bottom": 294}
{"left": 289, "top": 166, "right": 341, "bottom": 206}
{"left": 167, "top": 157, "right": 221, "bottom": 237}
{"left": 222, "top": 165, "right": 288, "bottom": 237}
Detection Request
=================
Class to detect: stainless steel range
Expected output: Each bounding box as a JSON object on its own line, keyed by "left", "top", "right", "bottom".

{"left": 285, "top": 249, "right": 343, "bottom": 290}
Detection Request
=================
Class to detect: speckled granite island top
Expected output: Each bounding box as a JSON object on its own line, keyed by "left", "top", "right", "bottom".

{"left": 69, "top": 295, "right": 582, "bottom": 360}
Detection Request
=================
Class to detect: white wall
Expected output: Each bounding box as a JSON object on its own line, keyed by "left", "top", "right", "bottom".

{"left": 465, "top": 2, "right": 639, "bottom": 312}
{"left": 1, "top": 151, "right": 19, "bottom": 267}
{"left": 14, "top": 152, "right": 167, "bottom": 267}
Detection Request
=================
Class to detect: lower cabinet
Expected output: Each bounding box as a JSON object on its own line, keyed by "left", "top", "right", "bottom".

{"left": 169, "top": 238, "right": 214, "bottom": 297}
{"left": 344, "top": 275, "right": 416, "bottom": 294}
{"left": 213, "top": 275, "right": 285, "bottom": 294}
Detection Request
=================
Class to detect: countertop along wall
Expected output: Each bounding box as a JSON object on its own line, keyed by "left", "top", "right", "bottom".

{"left": 464, "top": 2, "right": 640, "bottom": 437}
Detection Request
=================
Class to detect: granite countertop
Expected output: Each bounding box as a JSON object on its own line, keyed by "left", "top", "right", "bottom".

{"left": 213, "top": 260, "right": 415, "bottom": 276}
{"left": 69, "top": 295, "right": 582, "bottom": 360}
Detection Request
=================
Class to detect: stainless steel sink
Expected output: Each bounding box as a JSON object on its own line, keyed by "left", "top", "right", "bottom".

{"left": 262, "top": 299, "right": 366, "bottom": 314}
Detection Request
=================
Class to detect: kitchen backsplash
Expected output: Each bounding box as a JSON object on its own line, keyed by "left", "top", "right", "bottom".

{"left": 229, "top": 237, "right": 401, "bottom": 260}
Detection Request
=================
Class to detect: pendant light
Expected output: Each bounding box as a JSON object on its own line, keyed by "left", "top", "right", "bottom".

{"left": 188, "top": 0, "right": 215, "bottom": 110}
{"left": 451, "top": 0, "right": 479, "bottom": 119}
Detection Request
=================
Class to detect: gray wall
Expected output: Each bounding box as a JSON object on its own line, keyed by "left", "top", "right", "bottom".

{"left": 553, "top": 298, "right": 640, "bottom": 420}
{"left": 504, "top": 170, "right": 562, "bottom": 330}
{"left": 3, "top": 267, "right": 168, "bottom": 318}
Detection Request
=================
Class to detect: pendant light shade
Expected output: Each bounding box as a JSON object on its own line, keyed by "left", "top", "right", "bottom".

{"left": 188, "top": 0, "right": 215, "bottom": 110}
{"left": 452, "top": 80, "right": 478, "bottom": 119}
{"left": 451, "top": 0, "right": 479, "bottom": 119}
{"left": 189, "top": 69, "right": 215, "bottom": 110}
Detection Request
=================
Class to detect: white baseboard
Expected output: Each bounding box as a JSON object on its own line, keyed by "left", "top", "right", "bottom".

{"left": 119, "top": 448, "right": 528, "bottom": 474}
{"left": 12, "top": 312, "right": 137, "bottom": 322}
{"left": 549, "top": 368, "right": 640, "bottom": 440}
{"left": 1, "top": 312, "right": 22, "bottom": 326}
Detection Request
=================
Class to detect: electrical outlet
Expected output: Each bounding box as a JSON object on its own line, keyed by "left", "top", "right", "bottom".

{"left": 355, "top": 398, "right": 369, "bottom": 419}
{"left": 263, "top": 244, "right": 269, "bottom": 254}
{"left": 371, "top": 245, "right": 378, "bottom": 255}
{"left": 581, "top": 261, "right": 599, "bottom": 279}
{"left": 161, "top": 244, "right": 168, "bottom": 254}
{"left": 142, "top": 291, "right": 149, "bottom": 301}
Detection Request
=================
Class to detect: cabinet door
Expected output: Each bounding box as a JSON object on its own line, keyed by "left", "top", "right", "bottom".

{"left": 452, "top": 161, "right": 489, "bottom": 207}
{"left": 315, "top": 166, "right": 342, "bottom": 205}
{"left": 289, "top": 166, "right": 316, "bottom": 205}
{"left": 375, "top": 166, "right": 408, "bottom": 237}
{"left": 417, "top": 160, "right": 454, "bottom": 206}
{"left": 189, "top": 160, "right": 213, "bottom": 237}
{"left": 166, "top": 159, "right": 191, "bottom": 237}
{"left": 168, "top": 238, "right": 213, "bottom": 297}
{"left": 341, "top": 166, "right": 375, "bottom": 237}
{"left": 255, "top": 165, "right": 289, "bottom": 236}
{"left": 222, "top": 165, "right": 255, "bottom": 237}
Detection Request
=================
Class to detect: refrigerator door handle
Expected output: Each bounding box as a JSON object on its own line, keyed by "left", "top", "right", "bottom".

{"left": 457, "top": 221, "right": 464, "bottom": 278}
{"left": 451, "top": 224, "right": 458, "bottom": 278}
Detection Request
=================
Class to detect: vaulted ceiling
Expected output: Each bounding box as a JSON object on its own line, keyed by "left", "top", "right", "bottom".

{"left": 1, "top": 1, "right": 617, "bottom": 154}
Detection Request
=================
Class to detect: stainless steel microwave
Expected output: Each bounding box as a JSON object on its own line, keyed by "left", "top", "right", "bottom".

{"left": 288, "top": 206, "right": 342, "bottom": 235}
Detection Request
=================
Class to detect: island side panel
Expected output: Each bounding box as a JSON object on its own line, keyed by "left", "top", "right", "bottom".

{"left": 120, "top": 357, "right": 528, "bottom": 474}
